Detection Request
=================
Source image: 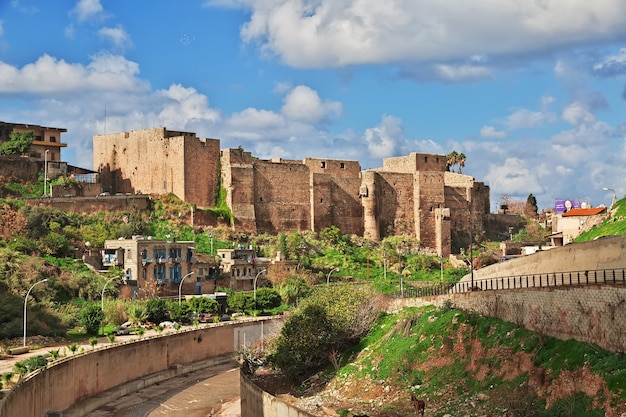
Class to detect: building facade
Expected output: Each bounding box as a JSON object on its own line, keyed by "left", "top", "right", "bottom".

{"left": 0, "top": 121, "right": 68, "bottom": 162}
{"left": 103, "top": 236, "right": 218, "bottom": 299}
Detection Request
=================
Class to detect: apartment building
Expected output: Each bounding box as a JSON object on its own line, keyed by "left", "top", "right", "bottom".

{"left": 103, "top": 236, "right": 218, "bottom": 299}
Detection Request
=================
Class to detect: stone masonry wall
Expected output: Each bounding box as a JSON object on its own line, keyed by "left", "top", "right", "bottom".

{"left": 311, "top": 174, "right": 363, "bottom": 235}
{"left": 0, "top": 156, "right": 40, "bottom": 182}
{"left": 431, "top": 285, "right": 626, "bottom": 353}
{"left": 94, "top": 128, "right": 219, "bottom": 207}
{"left": 253, "top": 159, "right": 311, "bottom": 233}
{"left": 382, "top": 152, "right": 447, "bottom": 173}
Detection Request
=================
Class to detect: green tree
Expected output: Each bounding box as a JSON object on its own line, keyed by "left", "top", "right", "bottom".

{"left": 457, "top": 152, "right": 466, "bottom": 173}
{"left": 267, "top": 303, "right": 335, "bottom": 381}
{"left": 127, "top": 302, "right": 148, "bottom": 325}
{"left": 254, "top": 287, "right": 282, "bottom": 311}
{"left": 166, "top": 300, "right": 192, "bottom": 322}
{"left": 79, "top": 304, "right": 104, "bottom": 335}
{"left": 187, "top": 297, "right": 219, "bottom": 314}
{"left": 446, "top": 150, "right": 459, "bottom": 172}
{"left": 145, "top": 298, "right": 168, "bottom": 323}
{"left": 276, "top": 276, "right": 310, "bottom": 305}
{"left": 228, "top": 291, "right": 254, "bottom": 312}
{"left": 266, "top": 284, "right": 382, "bottom": 382}
{"left": 0, "top": 131, "right": 34, "bottom": 155}
{"left": 526, "top": 194, "right": 539, "bottom": 217}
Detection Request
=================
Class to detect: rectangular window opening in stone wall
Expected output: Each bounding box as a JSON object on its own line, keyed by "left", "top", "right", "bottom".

{"left": 321, "top": 161, "right": 326, "bottom": 168}
{"left": 340, "top": 162, "right": 345, "bottom": 169}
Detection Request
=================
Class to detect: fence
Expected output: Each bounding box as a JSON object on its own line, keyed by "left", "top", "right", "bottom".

{"left": 401, "top": 268, "right": 626, "bottom": 297}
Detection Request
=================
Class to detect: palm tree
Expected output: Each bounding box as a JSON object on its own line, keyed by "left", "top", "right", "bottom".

{"left": 457, "top": 153, "right": 466, "bottom": 174}
{"left": 446, "top": 151, "right": 458, "bottom": 172}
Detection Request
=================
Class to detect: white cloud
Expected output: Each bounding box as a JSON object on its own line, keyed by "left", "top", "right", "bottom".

{"left": 70, "top": 0, "right": 106, "bottom": 22}
{"left": 99, "top": 25, "right": 132, "bottom": 49}
{"left": 156, "top": 84, "right": 221, "bottom": 128}
{"left": 10, "top": 1, "right": 39, "bottom": 14}
{"left": 214, "top": 0, "right": 626, "bottom": 68}
{"left": 363, "top": 115, "right": 403, "bottom": 159}
{"left": 484, "top": 157, "right": 546, "bottom": 196}
{"left": 593, "top": 48, "right": 626, "bottom": 77}
{"left": 505, "top": 108, "right": 555, "bottom": 129}
{"left": 480, "top": 126, "right": 507, "bottom": 139}
{"left": 281, "top": 85, "right": 342, "bottom": 123}
{"left": 0, "top": 53, "right": 147, "bottom": 94}
{"left": 434, "top": 64, "right": 491, "bottom": 83}
{"left": 562, "top": 102, "right": 595, "bottom": 126}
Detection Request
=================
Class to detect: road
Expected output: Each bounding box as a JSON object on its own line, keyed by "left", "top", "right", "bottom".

{"left": 83, "top": 361, "right": 241, "bottom": 417}
{"left": 1, "top": 329, "right": 242, "bottom": 417}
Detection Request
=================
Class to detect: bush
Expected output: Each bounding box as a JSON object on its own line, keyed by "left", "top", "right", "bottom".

{"left": 79, "top": 304, "right": 104, "bottom": 335}
{"left": 228, "top": 292, "right": 254, "bottom": 312}
{"left": 254, "top": 287, "right": 282, "bottom": 311}
{"left": 146, "top": 298, "right": 168, "bottom": 323}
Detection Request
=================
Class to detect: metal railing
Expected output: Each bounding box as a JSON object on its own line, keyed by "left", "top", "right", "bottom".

{"left": 401, "top": 268, "right": 626, "bottom": 298}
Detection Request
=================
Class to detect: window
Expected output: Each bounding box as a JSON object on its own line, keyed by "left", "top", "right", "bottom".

{"left": 340, "top": 162, "right": 345, "bottom": 169}
{"left": 50, "top": 136, "right": 57, "bottom": 143}
{"left": 320, "top": 161, "right": 326, "bottom": 169}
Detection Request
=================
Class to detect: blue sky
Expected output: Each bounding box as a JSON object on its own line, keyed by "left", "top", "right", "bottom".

{"left": 1, "top": 0, "right": 625, "bottom": 211}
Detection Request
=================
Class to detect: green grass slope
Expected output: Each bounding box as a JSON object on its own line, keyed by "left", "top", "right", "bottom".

{"left": 292, "top": 304, "right": 626, "bottom": 417}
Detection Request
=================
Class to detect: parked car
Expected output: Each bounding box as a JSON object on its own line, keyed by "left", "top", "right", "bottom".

{"left": 113, "top": 325, "right": 131, "bottom": 335}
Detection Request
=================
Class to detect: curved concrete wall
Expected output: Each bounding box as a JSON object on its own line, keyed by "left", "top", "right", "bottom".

{"left": 240, "top": 367, "right": 316, "bottom": 417}
{"left": 0, "top": 318, "right": 283, "bottom": 417}
{"left": 468, "top": 235, "right": 626, "bottom": 283}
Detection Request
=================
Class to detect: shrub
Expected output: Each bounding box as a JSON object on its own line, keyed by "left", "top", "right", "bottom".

{"left": 79, "top": 304, "right": 104, "bottom": 335}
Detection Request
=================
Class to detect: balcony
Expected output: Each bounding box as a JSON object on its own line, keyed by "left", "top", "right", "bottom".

{"left": 157, "top": 257, "right": 167, "bottom": 264}
{"left": 169, "top": 256, "right": 182, "bottom": 264}
{"left": 141, "top": 258, "right": 153, "bottom": 266}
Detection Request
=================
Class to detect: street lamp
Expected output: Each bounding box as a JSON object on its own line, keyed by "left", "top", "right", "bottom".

{"left": 23, "top": 278, "right": 48, "bottom": 347}
{"left": 603, "top": 187, "right": 617, "bottom": 209}
{"left": 43, "top": 149, "right": 49, "bottom": 197}
{"left": 440, "top": 256, "right": 444, "bottom": 284}
{"left": 253, "top": 269, "right": 267, "bottom": 310}
{"left": 327, "top": 267, "right": 339, "bottom": 284}
{"left": 400, "top": 267, "right": 409, "bottom": 297}
{"left": 101, "top": 276, "right": 120, "bottom": 311}
{"left": 178, "top": 272, "right": 195, "bottom": 305}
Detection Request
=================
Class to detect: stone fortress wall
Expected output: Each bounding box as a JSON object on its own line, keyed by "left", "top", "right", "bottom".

{"left": 94, "top": 128, "right": 490, "bottom": 256}
{"left": 93, "top": 127, "right": 220, "bottom": 207}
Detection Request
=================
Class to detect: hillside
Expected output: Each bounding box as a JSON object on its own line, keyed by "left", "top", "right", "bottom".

{"left": 257, "top": 304, "right": 626, "bottom": 417}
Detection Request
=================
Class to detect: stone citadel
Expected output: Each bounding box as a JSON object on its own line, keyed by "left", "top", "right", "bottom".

{"left": 94, "top": 127, "right": 491, "bottom": 257}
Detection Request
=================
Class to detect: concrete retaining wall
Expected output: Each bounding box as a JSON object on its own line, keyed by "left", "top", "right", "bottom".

{"left": 469, "top": 235, "right": 626, "bottom": 282}
{"left": 240, "top": 367, "right": 316, "bottom": 417}
{"left": 0, "top": 318, "right": 283, "bottom": 417}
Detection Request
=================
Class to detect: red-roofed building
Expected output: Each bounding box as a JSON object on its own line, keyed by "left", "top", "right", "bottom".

{"left": 555, "top": 206, "right": 607, "bottom": 244}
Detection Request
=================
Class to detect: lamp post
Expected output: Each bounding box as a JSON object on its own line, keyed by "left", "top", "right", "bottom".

{"left": 400, "top": 267, "right": 409, "bottom": 297}
{"left": 101, "top": 276, "right": 119, "bottom": 312}
{"left": 43, "top": 149, "right": 49, "bottom": 197}
{"left": 468, "top": 210, "right": 474, "bottom": 291}
{"left": 23, "top": 278, "right": 48, "bottom": 347}
{"left": 440, "top": 256, "right": 444, "bottom": 284}
{"left": 327, "top": 267, "right": 339, "bottom": 284}
{"left": 253, "top": 269, "right": 267, "bottom": 310}
{"left": 603, "top": 187, "right": 617, "bottom": 209}
{"left": 178, "top": 272, "right": 195, "bottom": 305}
